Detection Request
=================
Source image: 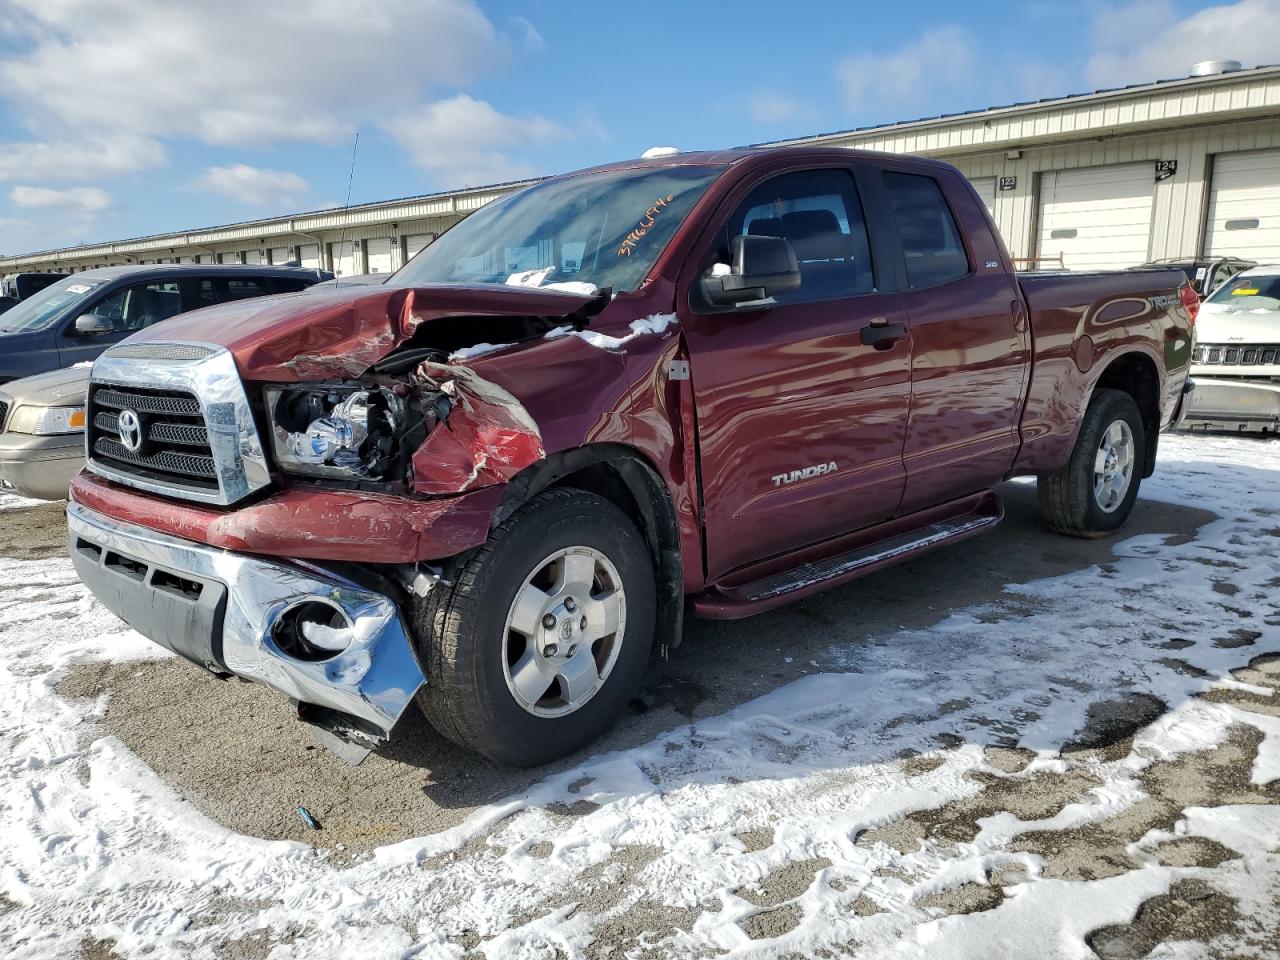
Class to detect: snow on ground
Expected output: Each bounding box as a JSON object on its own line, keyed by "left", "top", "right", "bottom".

{"left": 2, "top": 434, "right": 1280, "bottom": 958}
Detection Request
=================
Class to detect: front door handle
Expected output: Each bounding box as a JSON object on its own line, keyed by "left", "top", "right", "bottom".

{"left": 860, "top": 319, "right": 908, "bottom": 350}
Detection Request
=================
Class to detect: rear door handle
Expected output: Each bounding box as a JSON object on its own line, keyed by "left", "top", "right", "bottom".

{"left": 860, "top": 319, "right": 908, "bottom": 350}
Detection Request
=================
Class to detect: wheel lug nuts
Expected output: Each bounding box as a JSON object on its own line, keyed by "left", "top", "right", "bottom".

{"left": 580, "top": 616, "right": 587, "bottom": 630}
{"left": 544, "top": 643, "right": 559, "bottom": 657}
{"left": 542, "top": 613, "right": 557, "bottom": 630}
{"left": 567, "top": 644, "right": 577, "bottom": 656}
{"left": 564, "top": 597, "right": 577, "bottom": 612}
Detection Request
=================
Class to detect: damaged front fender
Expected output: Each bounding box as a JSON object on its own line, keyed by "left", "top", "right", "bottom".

{"left": 410, "top": 362, "right": 546, "bottom": 495}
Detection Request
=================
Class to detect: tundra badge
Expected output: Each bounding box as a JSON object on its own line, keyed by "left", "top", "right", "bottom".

{"left": 772, "top": 461, "right": 838, "bottom": 486}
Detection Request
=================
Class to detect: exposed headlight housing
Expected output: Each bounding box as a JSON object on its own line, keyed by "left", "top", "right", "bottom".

{"left": 6, "top": 404, "right": 87, "bottom": 436}
{"left": 266, "top": 385, "right": 405, "bottom": 479}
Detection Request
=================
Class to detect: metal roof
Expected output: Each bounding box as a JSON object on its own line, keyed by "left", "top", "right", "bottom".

{"left": 1, "top": 177, "right": 541, "bottom": 264}
{"left": 752, "top": 63, "right": 1280, "bottom": 147}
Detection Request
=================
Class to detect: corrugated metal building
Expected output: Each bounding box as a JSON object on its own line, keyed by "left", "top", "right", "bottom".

{"left": 4, "top": 62, "right": 1279, "bottom": 278}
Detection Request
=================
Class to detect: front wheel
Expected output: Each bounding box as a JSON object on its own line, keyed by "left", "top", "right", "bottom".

{"left": 412, "top": 488, "right": 656, "bottom": 766}
{"left": 1038, "top": 388, "right": 1146, "bottom": 539}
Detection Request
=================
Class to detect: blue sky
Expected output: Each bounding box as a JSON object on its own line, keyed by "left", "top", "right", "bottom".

{"left": 1, "top": 0, "right": 1277, "bottom": 255}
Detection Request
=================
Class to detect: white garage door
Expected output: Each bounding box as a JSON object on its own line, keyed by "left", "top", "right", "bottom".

{"left": 243, "top": 250, "right": 263, "bottom": 265}
{"left": 405, "top": 233, "right": 434, "bottom": 261}
{"left": 968, "top": 177, "right": 996, "bottom": 218}
{"left": 269, "top": 246, "right": 291, "bottom": 265}
{"left": 1204, "top": 149, "right": 1280, "bottom": 264}
{"left": 329, "top": 241, "right": 355, "bottom": 277}
{"left": 366, "top": 237, "right": 394, "bottom": 274}
{"left": 219, "top": 252, "right": 240, "bottom": 264}
{"left": 297, "top": 244, "right": 320, "bottom": 269}
{"left": 1036, "top": 163, "right": 1155, "bottom": 271}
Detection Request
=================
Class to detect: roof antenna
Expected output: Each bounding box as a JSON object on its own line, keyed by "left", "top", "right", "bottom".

{"left": 334, "top": 131, "right": 360, "bottom": 285}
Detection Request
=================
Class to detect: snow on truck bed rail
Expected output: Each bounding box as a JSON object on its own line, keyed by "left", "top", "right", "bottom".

{"left": 3, "top": 433, "right": 1280, "bottom": 958}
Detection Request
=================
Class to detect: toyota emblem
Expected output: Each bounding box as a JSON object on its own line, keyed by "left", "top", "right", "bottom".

{"left": 117, "top": 409, "right": 143, "bottom": 453}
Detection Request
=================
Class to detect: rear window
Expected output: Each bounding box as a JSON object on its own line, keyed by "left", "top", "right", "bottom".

{"left": 218, "top": 278, "right": 271, "bottom": 302}
{"left": 883, "top": 171, "right": 970, "bottom": 288}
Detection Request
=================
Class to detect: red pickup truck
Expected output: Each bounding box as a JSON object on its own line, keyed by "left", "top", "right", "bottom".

{"left": 67, "top": 148, "right": 1197, "bottom": 765}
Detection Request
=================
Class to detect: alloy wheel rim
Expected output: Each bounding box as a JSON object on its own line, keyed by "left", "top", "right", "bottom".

{"left": 501, "top": 546, "right": 626, "bottom": 718}
{"left": 1093, "top": 419, "right": 1135, "bottom": 513}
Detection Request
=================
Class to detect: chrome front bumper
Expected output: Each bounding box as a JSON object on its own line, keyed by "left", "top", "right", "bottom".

{"left": 67, "top": 502, "right": 426, "bottom": 753}
{"left": 1176, "top": 376, "right": 1280, "bottom": 433}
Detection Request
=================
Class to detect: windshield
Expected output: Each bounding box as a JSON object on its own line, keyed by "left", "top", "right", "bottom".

{"left": 389, "top": 164, "right": 725, "bottom": 294}
{"left": 1206, "top": 273, "right": 1280, "bottom": 311}
{"left": 0, "top": 275, "right": 106, "bottom": 333}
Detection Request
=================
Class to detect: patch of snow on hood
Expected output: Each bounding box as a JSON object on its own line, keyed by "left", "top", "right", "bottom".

{"left": 447, "top": 341, "right": 515, "bottom": 363}
{"left": 544, "top": 312, "right": 678, "bottom": 351}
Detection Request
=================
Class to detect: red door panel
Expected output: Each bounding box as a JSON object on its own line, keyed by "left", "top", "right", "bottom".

{"left": 898, "top": 273, "right": 1027, "bottom": 512}
{"left": 683, "top": 295, "right": 910, "bottom": 579}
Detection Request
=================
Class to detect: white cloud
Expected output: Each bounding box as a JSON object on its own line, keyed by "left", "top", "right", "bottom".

{"left": 1086, "top": 0, "right": 1280, "bottom": 87}
{"left": 0, "top": 135, "right": 166, "bottom": 182}
{"left": 0, "top": 0, "right": 510, "bottom": 151}
{"left": 386, "top": 94, "right": 565, "bottom": 187}
{"left": 836, "top": 26, "right": 977, "bottom": 110}
{"left": 509, "top": 15, "right": 544, "bottom": 51}
{"left": 749, "top": 92, "right": 816, "bottom": 125}
{"left": 191, "top": 164, "right": 309, "bottom": 207}
{"left": 9, "top": 185, "right": 112, "bottom": 213}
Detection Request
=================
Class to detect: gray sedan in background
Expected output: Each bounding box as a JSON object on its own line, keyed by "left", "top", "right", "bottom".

{"left": 0, "top": 366, "right": 90, "bottom": 500}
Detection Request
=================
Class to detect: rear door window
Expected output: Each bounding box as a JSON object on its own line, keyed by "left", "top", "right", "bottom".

{"left": 216, "top": 278, "right": 271, "bottom": 302}
{"left": 184, "top": 278, "right": 219, "bottom": 312}
{"left": 883, "top": 171, "right": 970, "bottom": 288}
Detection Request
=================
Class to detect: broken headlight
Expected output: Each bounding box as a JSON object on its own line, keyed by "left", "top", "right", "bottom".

{"left": 265, "top": 385, "right": 405, "bottom": 480}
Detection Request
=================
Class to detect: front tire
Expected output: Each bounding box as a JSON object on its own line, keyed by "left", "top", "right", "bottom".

{"left": 1038, "top": 389, "right": 1145, "bottom": 539}
{"left": 412, "top": 488, "right": 656, "bottom": 766}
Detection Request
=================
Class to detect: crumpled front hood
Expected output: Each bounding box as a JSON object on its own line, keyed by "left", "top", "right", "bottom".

{"left": 1197, "top": 302, "right": 1280, "bottom": 344}
{"left": 122, "top": 283, "right": 599, "bottom": 382}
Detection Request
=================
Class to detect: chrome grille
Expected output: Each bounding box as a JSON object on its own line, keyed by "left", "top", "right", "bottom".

{"left": 94, "top": 388, "right": 201, "bottom": 417}
{"left": 88, "top": 384, "right": 219, "bottom": 491}
{"left": 1193, "top": 343, "right": 1280, "bottom": 367}
{"left": 85, "top": 342, "right": 271, "bottom": 506}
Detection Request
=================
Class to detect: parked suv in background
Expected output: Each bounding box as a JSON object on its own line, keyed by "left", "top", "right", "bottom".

{"left": 0, "top": 264, "right": 330, "bottom": 499}
{"left": 1180, "top": 266, "right": 1280, "bottom": 433}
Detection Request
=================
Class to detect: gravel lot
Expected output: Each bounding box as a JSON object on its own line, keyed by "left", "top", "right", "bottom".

{"left": 3, "top": 433, "right": 1280, "bottom": 959}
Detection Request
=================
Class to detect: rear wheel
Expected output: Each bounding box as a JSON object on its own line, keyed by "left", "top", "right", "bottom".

{"left": 1038, "top": 388, "right": 1145, "bottom": 538}
{"left": 412, "top": 488, "right": 655, "bottom": 765}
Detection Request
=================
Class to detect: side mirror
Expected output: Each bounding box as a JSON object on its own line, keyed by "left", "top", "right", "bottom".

{"left": 700, "top": 234, "right": 802, "bottom": 307}
{"left": 74, "top": 314, "right": 114, "bottom": 336}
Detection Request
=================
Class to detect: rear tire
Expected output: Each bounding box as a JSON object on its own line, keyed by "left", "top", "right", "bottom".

{"left": 412, "top": 488, "right": 655, "bottom": 766}
{"left": 1038, "top": 389, "right": 1145, "bottom": 539}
